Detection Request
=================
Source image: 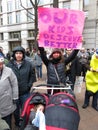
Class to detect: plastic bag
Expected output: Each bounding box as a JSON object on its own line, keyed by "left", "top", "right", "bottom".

{"left": 74, "top": 76, "right": 84, "bottom": 93}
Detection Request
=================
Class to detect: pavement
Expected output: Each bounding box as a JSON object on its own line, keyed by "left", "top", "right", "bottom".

{"left": 33, "top": 64, "right": 98, "bottom": 130}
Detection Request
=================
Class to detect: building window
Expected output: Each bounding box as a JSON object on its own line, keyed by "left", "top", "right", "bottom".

{"left": 0, "top": 33, "right": 4, "bottom": 40}
{"left": 63, "top": 1, "right": 70, "bottom": 9}
{"left": 7, "top": 13, "right": 12, "bottom": 24}
{"left": 15, "top": 0, "right": 21, "bottom": 10}
{"left": 84, "top": 0, "right": 89, "bottom": 6}
{"left": 50, "top": 4, "right": 53, "bottom": 7}
{"left": 0, "top": 5, "right": 2, "bottom": 13}
{"left": 9, "top": 32, "right": 21, "bottom": 39}
{"left": 27, "top": 9, "right": 34, "bottom": 22}
{"left": 0, "top": 15, "right": 3, "bottom": 25}
{"left": 0, "top": 0, "right": 2, "bottom": 12}
{"left": 26, "top": 0, "right": 32, "bottom": 8}
{"left": 7, "top": 1, "right": 12, "bottom": 12}
{"left": 28, "top": 30, "right": 35, "bottom": 37}
{"left": 84, "top": 11, "right": 88, "bottom": 18}
{"left": 39, "top": 0, "right": 50, "bottom": 5}
{"left": 16, "top": 11, "right": 21, "bottom": 23}
{"left": 39, "top": 0, "right": 45, "bottom": 5}
{"left": 9, "top": 42, "right": 21, "bottom": 51}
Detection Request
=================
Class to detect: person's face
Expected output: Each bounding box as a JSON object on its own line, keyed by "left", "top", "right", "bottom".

{"left": 37, "top": 105, "right": 44, "bottom": 112}
{"left": 80, "top": 48, "right": 85, "bottom": 53}
{"left": 66, "top": 49, "right": 72, "bottom": 55}
{"left": 96, "top": 55, "right": 98, "bottom": 59}
{"left": 0, "top": 62, "right": 3, "bottom": 70}
{"left": 15, "top": 51, "right": 23, "bottom": 61}
{"left": 52, "top": 52, "right": 61, "bottom": 59}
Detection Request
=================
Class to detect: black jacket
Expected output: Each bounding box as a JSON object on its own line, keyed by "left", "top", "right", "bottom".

{"left": 7, "top": 59, "right": 35, "bottom": 96}
{"left": 39, "top": 47, "right": 79, "bottom": 85}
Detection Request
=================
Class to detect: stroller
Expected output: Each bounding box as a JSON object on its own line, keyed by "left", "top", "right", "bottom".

{"left": 19, "top": 91, "right": 49, "bottom": 130}
{"left": 19, "top": 84, "right": 80, "bottom": 130}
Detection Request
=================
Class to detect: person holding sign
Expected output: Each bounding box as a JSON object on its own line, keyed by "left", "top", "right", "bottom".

{"left": 37, "top": 7, "right": 85, "bottom": 94}
{"left": 38, "top": 46, "right": 79, "bottom": 94}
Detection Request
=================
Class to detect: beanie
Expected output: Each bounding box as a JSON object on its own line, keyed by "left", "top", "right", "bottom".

{"left": 51, "top": 48, "right": 62, "bottom": 56}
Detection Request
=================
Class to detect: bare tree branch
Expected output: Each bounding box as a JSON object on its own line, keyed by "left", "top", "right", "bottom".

{"left": 20, "top": 0, "right": 35, "bottom": 21}
{"left": 20, "top": 0, "right": 35, "bottom": 16}
{"left": 20, "top": 0, "right": 39, "bottom": 42}
{"left": 37, "top": 0, "right": 40, "bottom": 5}
{"left": 27, "top": 14, "right": 35, "bottom": 21}
{"left": 27, "top": 16, "right": 34, "bottom": 21}
{"left": 30, "top": 0, "right": 36, "bottom": 9}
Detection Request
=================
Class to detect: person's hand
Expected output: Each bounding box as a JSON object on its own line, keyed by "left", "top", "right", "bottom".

{"left": 37, "top": 34, "right": 40, "bottom": 40}
{"left": 79, "top": 36, "right": 83, "bottom": 43}
{"left": 90, "top": 68, "right": 96, "bottom": 72}
{"left": 90, "top": 68, "right": 93, "bottom": 71}
{"left": 96, "top": 69, "right": 98, "bottom": 72}
{"left": 13, "top": 99, "right": 18, "bottom": 104}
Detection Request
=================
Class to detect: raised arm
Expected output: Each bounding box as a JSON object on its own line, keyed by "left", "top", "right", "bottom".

{"left": 38, "top": 47, "right": 49, "bottom": 67}
{"left": 65, "top": 49, "right": 79, "bottom": 65}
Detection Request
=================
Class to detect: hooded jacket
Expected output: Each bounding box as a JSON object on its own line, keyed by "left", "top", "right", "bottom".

{"left": 7, "top": 46, "right": 35, "bottom": 96}
{"left": 12, "top": 46, "right": 25, "bottom": 59}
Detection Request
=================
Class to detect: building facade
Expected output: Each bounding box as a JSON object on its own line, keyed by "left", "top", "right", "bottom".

{"left": 83, "top": 0, "right": 98, "bottom": 49}
{"left": 0, "top": 0, "right": 97, "bottom": 54}
{"left": 0, "top": 0, "right": 36, "bottom": 54}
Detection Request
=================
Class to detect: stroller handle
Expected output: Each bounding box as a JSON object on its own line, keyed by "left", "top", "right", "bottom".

{"left": 35, "top": 83, "right": 72, "bottom": 88}
{"left": 32, "top": 84, "right": 72, "bottom": 95}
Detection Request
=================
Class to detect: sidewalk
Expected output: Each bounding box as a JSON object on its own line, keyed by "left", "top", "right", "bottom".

{"left": 33, "top": 64, "right": 98, "bottom": 130}
{"left": 76, "top": 82, "right": 98, "bottom": 130}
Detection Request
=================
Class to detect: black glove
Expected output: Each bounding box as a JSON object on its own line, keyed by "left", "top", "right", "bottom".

{"left": 38, "top": 47, "right": 44, "bottom": 52}
{"left": 28, "top": 85, "right": 32, "bottom": 91}
{"left": 13, "top": 99, "right": 18, "bottom": 104}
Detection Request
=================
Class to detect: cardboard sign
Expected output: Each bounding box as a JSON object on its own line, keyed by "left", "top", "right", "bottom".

{"left": 38, "top": 7, "right": 85, "bottom": 49}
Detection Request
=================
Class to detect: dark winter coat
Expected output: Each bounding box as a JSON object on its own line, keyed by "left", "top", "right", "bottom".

{"left": 65, "top": 56, "right": 82, "bottom": 90}
{"left": 7, "top": 59, "right": 35, "bottom": 96}
{"left": 39, "top": 47, "right": 79, "bottom": 85}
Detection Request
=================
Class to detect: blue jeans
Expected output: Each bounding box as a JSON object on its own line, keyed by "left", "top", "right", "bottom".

{"left": 36, "top": 65, "right": 42, "bottom": 78}
{"left": 14, "top": 92, "right": 31, "bottom": 126}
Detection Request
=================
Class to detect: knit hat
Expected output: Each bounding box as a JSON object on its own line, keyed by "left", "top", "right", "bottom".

{"left": 0, "top": 55, "right": 4, "bottom": 63}
{"left": 51, "top": 48, "right": 62, "bottom": 56}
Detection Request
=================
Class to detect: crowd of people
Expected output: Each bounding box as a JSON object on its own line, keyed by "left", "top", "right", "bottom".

{"left": 0, "top": 45, "right": 98, "bottom": 130}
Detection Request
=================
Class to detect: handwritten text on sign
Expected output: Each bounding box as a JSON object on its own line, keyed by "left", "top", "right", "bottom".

{"left": 38, "top": 7, "right": 85, "bottom": 49}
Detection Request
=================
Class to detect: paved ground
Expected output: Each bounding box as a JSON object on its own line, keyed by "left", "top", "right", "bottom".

{"left": 33, "top": 64, "right": 98, "bottom": 130}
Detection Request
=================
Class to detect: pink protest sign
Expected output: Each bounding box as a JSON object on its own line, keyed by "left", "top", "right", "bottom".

{"left": 38, "top": 7, "right": 85, "bottom": 49}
